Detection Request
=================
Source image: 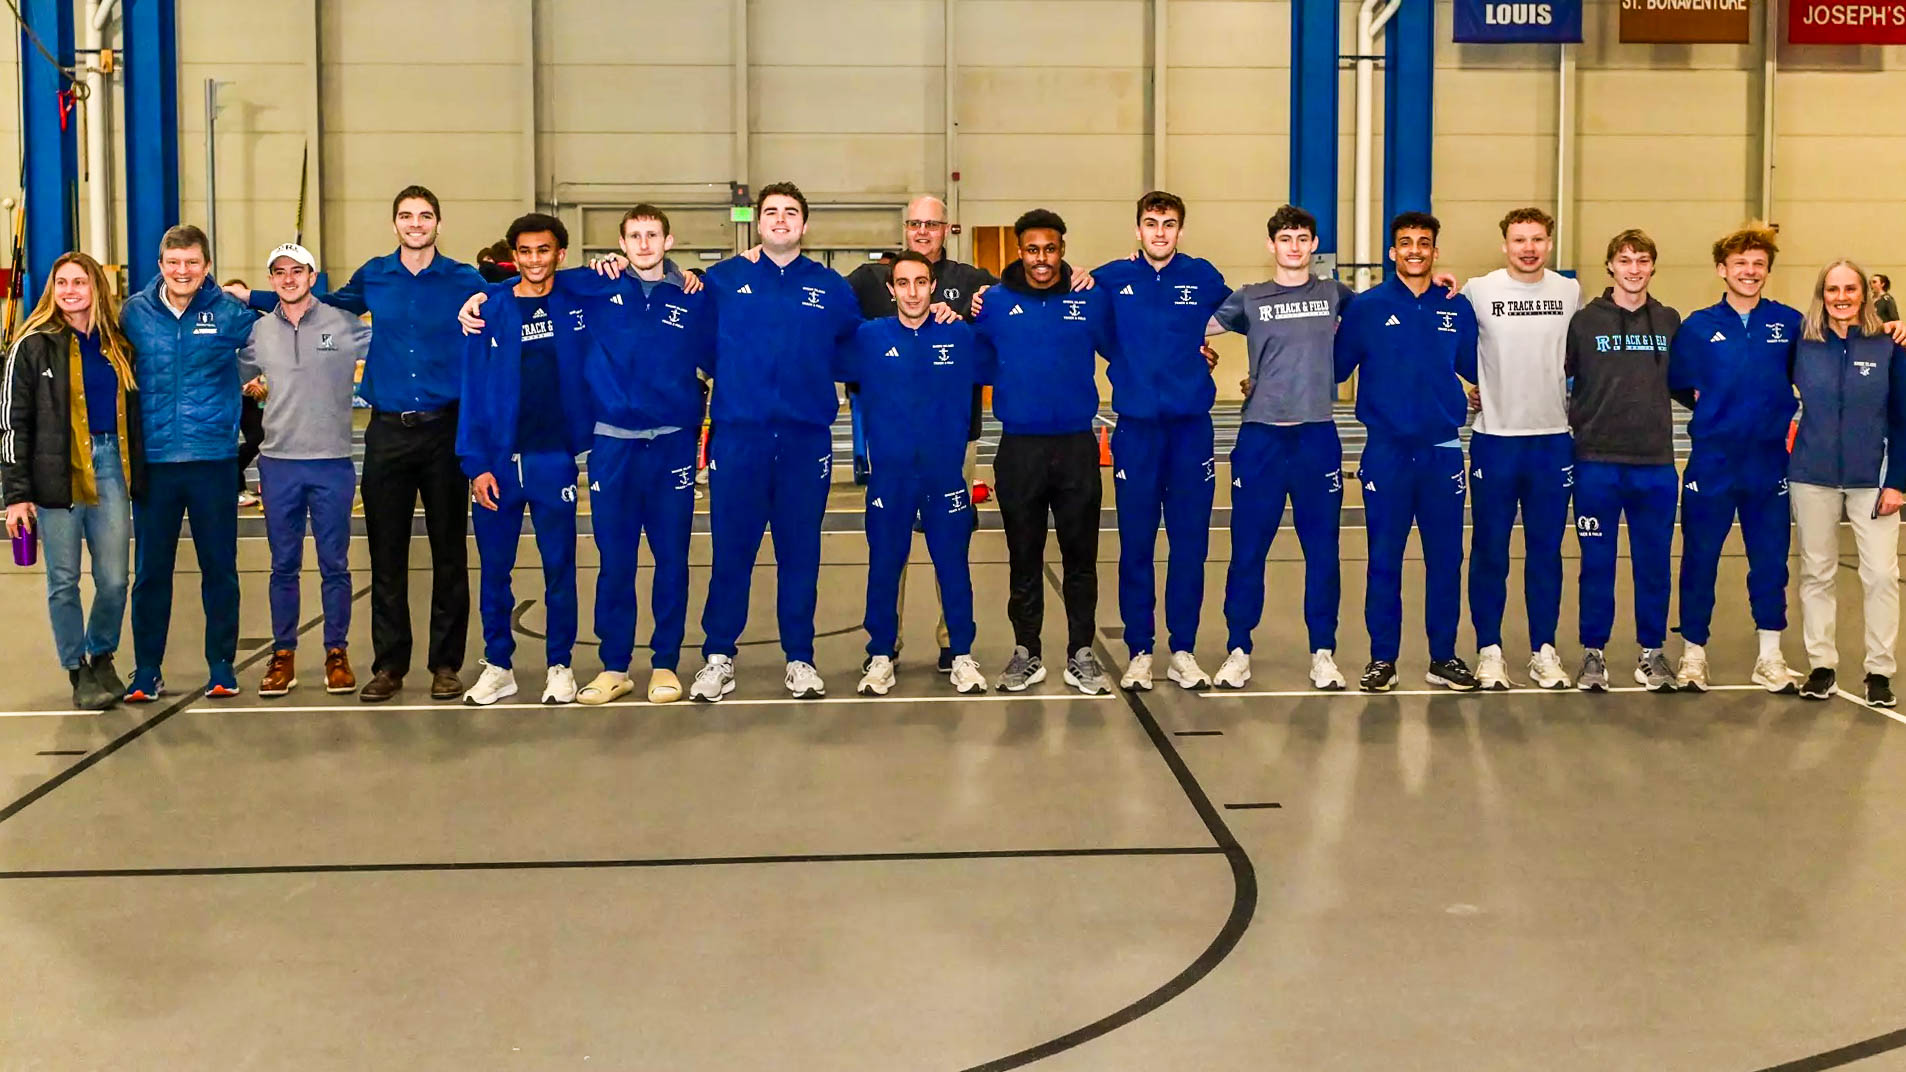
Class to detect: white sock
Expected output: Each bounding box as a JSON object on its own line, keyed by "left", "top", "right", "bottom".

{"left": 598, "top": 670, "right": 629, "bottom": 683}
{"left": 1684, "top": 642, "right": 1706, "bottom": 662}
{"left": 1481, "top": 643, "right": 1502, "bottom": 658}
{"left": 1758, "top": 629, "right": 1783, "bottom": 660}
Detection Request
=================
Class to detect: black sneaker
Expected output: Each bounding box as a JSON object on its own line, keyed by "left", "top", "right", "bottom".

{"left": 1799, "top": 666, "right": 1836, "bottom": 701}
{"left": 1359, "top": 660, "right": 1397, "bottom": 692}
{"left": 937, "top": 647, "right": 954, "bottom": 674}
{"left": 1866, "top": 673, "right": 1896, "bottom": 708}
{"left": 1426, "top": 657, "right": 1481, "bottom": 692}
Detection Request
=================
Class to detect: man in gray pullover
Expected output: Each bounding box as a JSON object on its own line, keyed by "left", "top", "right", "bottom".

{"left": 239, "top": 243, "right": 372, "bottom": 699}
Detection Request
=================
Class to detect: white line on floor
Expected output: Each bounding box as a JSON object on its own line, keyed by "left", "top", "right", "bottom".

{"left": 0, "top": 692, "right": 1120, "bottom": 718}
{"left": 1197, "top": 683, "right": 1774, "bottom": 699}
{"left": 1831, "top": 687, "right": 1906, "bottom": 727}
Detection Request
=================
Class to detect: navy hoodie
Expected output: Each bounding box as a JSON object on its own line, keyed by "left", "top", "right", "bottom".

{"left": 1789, "top": 326, "right": 1906, "bottom": 491}
{"left": 974, "top": 262, "right": 1112, "bottom": 436}
{"left": 702, "top": 252, "right": 858, "bottom": 429}
{"left": 558, "top": 264, "right": 713, "bottom": 433}
{"left": 456, "top": 281, "right": 594, "bottom": 479}
{"left": 837, "top": 316, "right": 993, "bottom": 475}
{"left": 1334, "top": 275, "right": 1479, "bottom": 447}
{"left": 1091, "top": 253, "right": 1230, "bottom": 419}
{"left": 1669, "top": 296, "right": 1802, "bottom": 460}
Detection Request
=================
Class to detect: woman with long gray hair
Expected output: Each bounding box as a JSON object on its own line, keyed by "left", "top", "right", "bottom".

{"left": 1789, "top": 258, "right": 1906, "bottom": 706}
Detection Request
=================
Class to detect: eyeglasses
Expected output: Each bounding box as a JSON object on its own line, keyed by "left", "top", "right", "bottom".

{"left": 904, "top": 219, "right": 948, "bottom": 231}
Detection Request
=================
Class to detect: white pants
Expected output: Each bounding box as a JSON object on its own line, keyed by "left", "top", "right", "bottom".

{"left": 1791, "top": 482, "right": 1900, "bottom": 675}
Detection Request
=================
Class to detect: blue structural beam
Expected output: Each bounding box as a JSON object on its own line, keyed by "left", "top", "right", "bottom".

{"left": 20, "top": 0, "right": 77, "bottom": 299}
{"left": 123, "top": 0, "right": 179, "bottom": 293}
{"left": 1383, "top": 0, "right": 1435, "bottom": 233}
{"left": 1289, "top": 0, "right": 1340, "bottom": 254}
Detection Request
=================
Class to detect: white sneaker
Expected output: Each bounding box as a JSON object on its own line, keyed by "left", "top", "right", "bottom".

{"left": 1167, "top": 651, "right": 1211, "bottom": 691}
{"left": 1527, "top": 645, "right": 1571, "bottom": 690}
{"left": 1675, "top": 648, "right": 1710, "bottom": 693}
{"left": 1121, "top": 652, "right": 1154, "bottom": 692}
{"left": 786, "top": 660, "right": 826, "bottom": 699}
{"left": 541, "top": 665, "right": 577, "bottom": 704}
{"left": 1476, "top": 644, "right": 1510, "bottom": 691}
{"left": 948, "top": 654, "right": 987, "bottom": 694}
{"left": 463, "top": 661, "right": 517, "bottom": 706}
{"left": 1213, "top": 648, "right": 1251, "bottom": 689}
{"left": 1309, "top": 649, "right": 1347, "bottom": 691}
{"left": 1752, "top": 652, "right": 1799, "bottom": 694}
{"left": 236, "top": 489, "right": 260, "bottom": 508}
{"left": 858, "top": 655, "right": 895, "bottom": 696}
{"left": 689, "top": 655, "right": 735, "bottom": 702}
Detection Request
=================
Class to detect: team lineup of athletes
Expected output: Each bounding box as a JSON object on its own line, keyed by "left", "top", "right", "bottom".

{"left": 7, "top": 178, "right": 1906, "bottom": 712}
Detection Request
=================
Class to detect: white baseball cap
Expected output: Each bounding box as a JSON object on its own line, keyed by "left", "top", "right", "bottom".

{"left": 266, "top": 242, "right": 317, "bottom": 271}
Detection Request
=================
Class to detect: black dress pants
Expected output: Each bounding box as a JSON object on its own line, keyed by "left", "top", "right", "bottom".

{"left": 361, "top": 410, "right": 470, "bottom": 676}
{"left": 993, "top": 431, "right": 1101, "bottom": 658}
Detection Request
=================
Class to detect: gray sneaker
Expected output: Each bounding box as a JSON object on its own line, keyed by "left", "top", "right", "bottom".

{"left": 1635, "top": 648, "right": 1676, "bottom": 692}
{"left": 996, "top": 645, "right": 1047, "bottom": 692}
{"left": 1576, "top": 648, "right": 1608, "bottom": 693}
{"left": 1064, "top": 647, "right": 1110, "bottom": 696}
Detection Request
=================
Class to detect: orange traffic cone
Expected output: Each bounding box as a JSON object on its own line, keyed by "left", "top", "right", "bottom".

{"left": 1097, "top": 424, "right": 1113, "bottom": 467}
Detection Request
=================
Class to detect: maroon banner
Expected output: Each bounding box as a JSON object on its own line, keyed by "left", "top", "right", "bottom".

{"left": 1790, "top": 1, "right": 1906, "bottom": 42}
{"left": 1619, "top": 0, "right": 1752, "bottom": 43}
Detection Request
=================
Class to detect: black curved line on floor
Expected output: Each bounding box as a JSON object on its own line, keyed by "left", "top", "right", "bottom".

{"left": 959, "top": 568, "right": 1258, "bottom": 1072}
{"left": 508, "top": 599, "right": 862, "bottom": 649}
{"left": 0, "top": 584, "right": 373, "bottom": 826}
{"left": 1754, "top": 1027, "right": 1906, "bottom": 1072}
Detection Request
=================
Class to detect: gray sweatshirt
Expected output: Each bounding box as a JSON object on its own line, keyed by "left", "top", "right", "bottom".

{"left": 1214, "top": 275, "right": 1354, "bottom": 425}
{"left": 239, "top": 301, "right": 372, "bottom": 460}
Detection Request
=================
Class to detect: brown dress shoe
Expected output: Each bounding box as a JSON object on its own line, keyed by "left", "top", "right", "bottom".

{"left": 359, "top": 668, "right": 403, "bottom": 703}
{"left": 259, "top": 650, "right": 297, "bottom": 698}
{"left": 325, "top": 648, "right": 357, "bottom": 694}
{"left": 429, "top": 666, "right": 463, "bottom": 700}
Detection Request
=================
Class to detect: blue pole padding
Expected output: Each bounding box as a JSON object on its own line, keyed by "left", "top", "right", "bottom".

{"left": 1383, "top": 0, "right": 1435, "bottom": 229}
{"left": 1290, "top": 0, "right": 1340, "bottom": 254}
{"left": 122, "top": 0, "right": 180, "bottom": 294}
{"left": 20, "top": 0, "right": 77, "bottom": 300}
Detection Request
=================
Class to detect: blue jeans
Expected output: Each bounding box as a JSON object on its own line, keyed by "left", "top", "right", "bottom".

{"left": 258, "top": 456, "right": 357, "bottom": 650}
{"left": 38, "top": 433, "right": 131, "bottom": 669}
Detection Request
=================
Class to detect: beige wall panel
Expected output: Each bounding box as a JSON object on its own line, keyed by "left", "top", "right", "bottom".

{"left": 1167, "top": 1, "right": 1290, "bottom": 69}
{"left": 751, "top": 134, "right": 943, "bottom": 196}
{"left": 752, "top": 0, "right": 944, "bottom": 67}
{"left": 959, "top": 1, "right": 1146, "bottom": 67}
{"left": 321, "top": 0, "right": 527, "bottom": 65}
{"left": 176, "top": 197, "right": 301, "bottom": 282}
{"left": 957, "top": 135, "right": 1144, "bottom": 200}
{"left": 958, "top": 67, "right": 1146, "bottom": 134}
{"left": 753, "top": 66, "right": 942, "bottom": 134}
{"left": 546, "top": 133, "right": 734, "bottom": 185}
{"left": 319, "top": 65, "right": 523, "bottom": 134}
{"left": 1435, "top": 70, "right": 1554, "bottom": 136}
{"left": 1435, "top": 135, "right": 1556, "bottom": 203}
{"left": 958, "top": 198, "right": 1140, "bottom": 266}
{"left": 1179, "top": 201, "right": 1287, "bottom": 267}
{"left": 1573, "top": 201, "right": 1760, "bottom": 265}
{"left": 1167, "top": 68, "right": 1286, "bottom": 134}
{"left": 1164, "top": 134, "right": 1287, "bottom": 203}
{"left": 319, "top": 133, "right": 524, "bottom": 202}
{"left": 1578, "top": 70, "right": 1754, "bottom": 135}
{"left": 1759, "top": 201, "right": 1906, "bottom": 274}
{"left": 1776, "top": 71, "right": 1906, "bottom": 136}
{"left": 1577, "top": 135, "right": 1750, "bottom": 202}
{"left": 538, "top": 0, "right": 731, "bottom": 65}
{"left": 178, "top": 132, "right": 311, "bottom": 199}
{"left": 175, "top": 66, "right": 309, "bottom": 134}
{"left": 177, "top": 2, "right": 304, "bottom": 65}
{"left": 543, "top": 66, "right": 732, "bottom": 133}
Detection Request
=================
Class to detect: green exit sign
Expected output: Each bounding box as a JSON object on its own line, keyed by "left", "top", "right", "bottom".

{"left": 730, "top": 206, "right": 754, "bottom": 223}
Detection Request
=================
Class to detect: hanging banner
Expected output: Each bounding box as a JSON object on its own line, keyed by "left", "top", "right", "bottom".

{"left": 1619, "top": 0, "right": 1752, "bottom": 43}
{"left": 1454, "top": 0, "right": 1585, "bottom": 42}
{"left": 1789, "top": 1, "right": 1906, "bottom": 43}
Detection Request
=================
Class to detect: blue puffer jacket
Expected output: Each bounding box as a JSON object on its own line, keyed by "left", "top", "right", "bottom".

{"left": 120, "top": 276, "right": 259, "bottom": 463}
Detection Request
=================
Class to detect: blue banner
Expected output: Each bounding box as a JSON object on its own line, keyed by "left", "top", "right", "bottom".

{"left": 1453, "top": 0, "right": 1582, "bottom": 43}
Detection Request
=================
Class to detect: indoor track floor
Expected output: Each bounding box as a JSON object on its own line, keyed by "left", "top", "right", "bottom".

{"left": 1, "top": 473, "right": 1903, "bottom": 1071}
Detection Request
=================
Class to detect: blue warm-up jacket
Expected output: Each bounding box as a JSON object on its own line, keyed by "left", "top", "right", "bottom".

{"left": 974, "top": 262, "right": 1112, "bottom": 436}
{"left": 120, "top": 276, "right": 258, "bottom": 464}
{"left": 702, "top": 252, "right": 859, "bottom": 428}
{"left": 1333, "top": 275, "right": 1479, "bottom": 447}
{"left": 838, "top": 316, "right": 994, "bottom": 474}
{"left": 1789, "top": 326, "right": 1906, "bottom": 491}
{"left": 1091, "top": 253, "right": 1230, "bottom": 419}
{"left": 1669, "top": 296, "right": 1803, "bottom": 455}
{"left": 558, "top": 263, "right": 713, "bottom": 433}
{"left": 456, "top": 282, "right": 594, "bottom": 479}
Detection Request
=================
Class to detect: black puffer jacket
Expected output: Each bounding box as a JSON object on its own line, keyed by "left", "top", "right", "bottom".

{"left": 1, "top": 328, "right": 146, "bottom": 508}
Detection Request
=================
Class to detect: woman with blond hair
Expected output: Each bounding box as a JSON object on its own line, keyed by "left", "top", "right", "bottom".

{"left": 1790, "top": 259, "right": 1906, "bottom": 706}
{"left": 0, "top": 252, "right": 145, "bottom": 710}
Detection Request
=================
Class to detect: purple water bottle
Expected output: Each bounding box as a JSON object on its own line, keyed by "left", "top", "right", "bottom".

{"left": 12, "top": 520, "right": 36, "bottom": 567}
